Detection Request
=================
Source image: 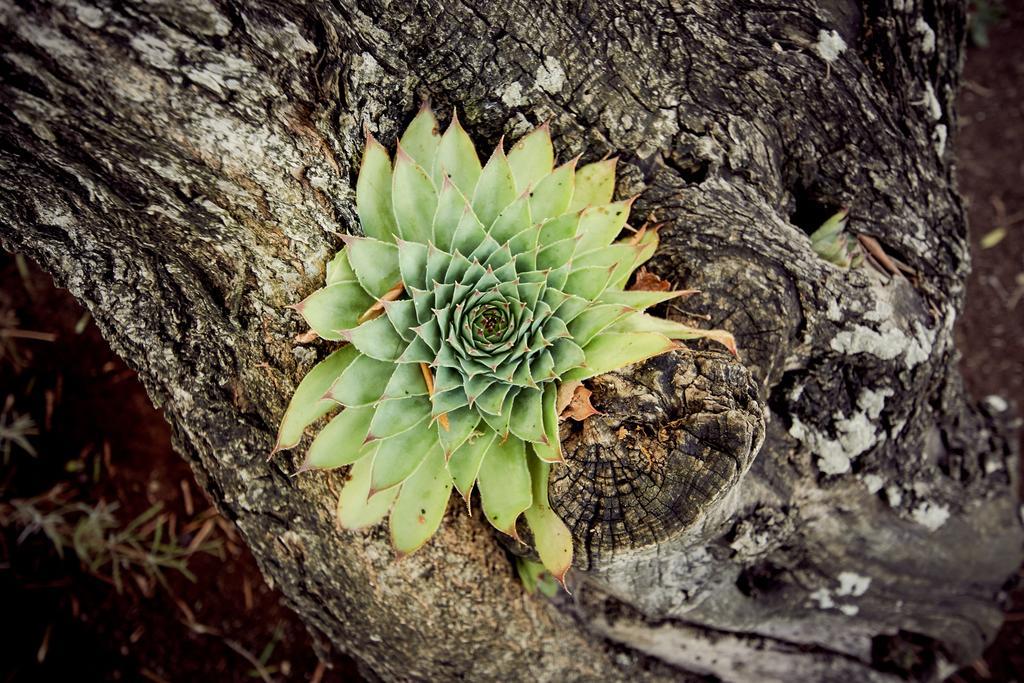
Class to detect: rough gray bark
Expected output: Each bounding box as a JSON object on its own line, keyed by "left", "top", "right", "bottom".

{"left": 1, "top": 0, "right": 1021, "bottom": 681}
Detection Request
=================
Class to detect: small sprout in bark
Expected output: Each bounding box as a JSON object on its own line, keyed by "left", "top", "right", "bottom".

{"left": 275, "top": 104, "right": 735, "bottom": 585}
{"left": 809, "top": 208, "right": 862, "bottom": 268}
{"left": 515, "top": 556, "right": 559, "bottom": 597}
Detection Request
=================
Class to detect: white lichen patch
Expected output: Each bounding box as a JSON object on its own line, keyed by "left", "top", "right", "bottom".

{"left": 984, "top": 395, "right": 1010, "bottom": 413}
{"left": 535, "top": 56, "right": 566, "bottom": 94}
{"left": 911, "top": 501, "right": 950, "bottom": 531}
{"left": 809, "top": 587, "right": 835, "bottom": 609}
{"left": 790, "top": 395, "right": 885, "bottom": 476}
{"left": 836, "top": 571, "right": 871, "bottom": 597}
{"left": 858, "top": 387, "right": 893, "bottom": 420}
{"left": 814, "top": 30, "right": 847, "bottom": 62}
{"left": 838, "top": 604, "right": 859, "bottom": 616}
{"left": 501, "top": 81, "right": 526, "bottom": 107}
{"left": 933, "top": 123, "right": 948, "bottom": 157}
{"left": 915, "top": 17, "right": 936, "bottom": 54}
{"left": 921, "top": 82, "right": 942, "bottom": 121}
{"left": 861, "top": 473, "right": 885, "bottom": 494}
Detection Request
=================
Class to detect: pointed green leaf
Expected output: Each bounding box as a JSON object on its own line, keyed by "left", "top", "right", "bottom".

{"left": 304, "top": 405, "right": 375, "bottom": 469}
{"left": 296, "top": 282, "right": 375, "bottom": 341}
{"left": 530, "top": 383, "right": 563, "bottom": 463}
{"left": 490, "top": 194, "right": 532, "bottom": 245}
{"left": 451, "top": 206, "right": 488, "bottom": 256}
{"left": 397, "top": 239, "right": 429, "bottom": 290}
{"left": 524, "top": 453, "right": 573, "bottom": 582}
{"left": 472, "top": 145, "right": 516, "bottom": 227}
{"left": 448, "top": 428, "right": 496, "bottom": 502}
{"left": 507, "top": 124, "right": 554, "bottom": 192}
{"left": 344, "top": 236, "right": 400, "bottom": 299}
{"left": 343, "top": 315, "right": 407, "bottom": 362}
{"left": 392, "top": 147, "right": 437, "bottom": 244}
{"left": 529, "top": 159, "right": 575, "bottom": 224}
{"left": 438, "top": 406, "right": 481, "bottom": 457}
{"left": 399, "top": 105, "right": 441, "bottom": 172}
{"left": 337, "top": 450, "right": 398, "bottom": 530}
{"left": 598, "top": 289, "right": 692, "bottom": 310}
{"left": 610, "top": 312, "right": 737, "bottom": 355}
{"left": 569, "top": 158, "right": 617, "bottom": 212}
{"left": 566, "top": 304, "right": 632, "bottom": 347}
{"left": 326, "top": 353, "right": 396, "bottom": 406}
{"left": 562, "top": 331, "right": 677, "bottom": 381}
{"left": 576, "top": 199, "right": 633, "bottom": 253}
{"left": 390, "top": 440, "right": 452, "bottom": 553}
{"left": 539, "top": 212, "right": 580, "bottom": 248}
{"left": 433, "top": 112, "right": 482, "bottom": 196}
{"left": 433, "top": 180, "right": 469, "bottom": 251}
{"left": 275, "top": 346, "right": 358, "bottom": 451}
{"left": 563, "top": 265, "right": 613, "bottom": 300}
{"left": 477, "top": 436, "right": 532, "bottom": 536}
{"left": 379, "top": 361, "right": 429, "bottom": 400}
{"left": 326, "top": 248, "right": 358, "bottom": 285}
{"left": 550, "top": 338, "right": 585, "bottom": 375}
{"left": 356, "top": 134, "right": 399, "bottom": 242}
{"left": 367, "top": 395, "right": 432, "bottom": 441}
{"left": 370, "top": 417, "right": 435, "bottom": 492}
{"left": 508, "top": 388, "right": 546, "bottom": 443}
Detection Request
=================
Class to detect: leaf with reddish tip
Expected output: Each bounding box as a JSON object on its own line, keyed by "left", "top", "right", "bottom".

{"left": 295, "top": 281, "right": 375, "bottom": 341}
{"left": 356, "top": 134, "right": 399, "bottom": 242}
{"left": 274, "top": 346, "right": 358, "bottom": 452}
{"left": 524, "top": 453, "right": 573, "bottom": 585}
{"left": 507, "top": 123, "right": 554, "bottom": 192}
{"left": 563, "top": 331, "right": 677, "bottom": 382}
{"left": 610, "top": 312, "right": 738, "bottom": 356}
{"left": 392, "top": 148, "right": 437, "bottom": 244}
{"left": 337, "top": 449, "right": 398, "bottom": 530}
{"left": 597, "top": 289, "right": 695, "bottom": 310}
{"left": 305, "top": 405, "right": 375, "bottom": 470}
{"left": 390, "top": 440, "right": 452, "bottom": 554}
{"left": 569, "top": 158, "right": 617, "bottom": 212}
{"left": 477, "top": 436, "right": 532, "bottom": 536}
{"left": 472, "top": 143, "right": 516, "bottom": 228}
{"left": 326, "top": 247, "right": 358, "bottom": 285}
{"left": 433, "top": 111, "right": 481, "bottom": 197}
{"left": 399, "top": 104, "right": 441, "bottom": 172}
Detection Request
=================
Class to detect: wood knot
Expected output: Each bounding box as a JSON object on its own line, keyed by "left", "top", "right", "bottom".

{"left": 549, "top": 349, "right": 764, "bottom": 571}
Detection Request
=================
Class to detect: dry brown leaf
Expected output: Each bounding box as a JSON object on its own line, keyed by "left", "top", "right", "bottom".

{"left": 419, "top": 362, "right": 449, "bottom": 431}
{"left": 556, "top": 380, "right": 582, "bottom": 416}
{"left": 630, "top": 267, "right": 672, "bottom": 292}
{"left": 560, "top": 384, "right": 601, "bottom": 422}
{"left": 357, "top": 280, "right": 405, "bottom": 324}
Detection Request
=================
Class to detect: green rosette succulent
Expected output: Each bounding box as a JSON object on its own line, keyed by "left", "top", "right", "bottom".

{"left": 275, "top": 104, "right": 735, "bottom": 584}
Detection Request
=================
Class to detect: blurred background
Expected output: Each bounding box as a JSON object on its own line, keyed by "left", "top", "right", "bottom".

{"left": 1, "top": 2, "right": 1021, "bottom": 681}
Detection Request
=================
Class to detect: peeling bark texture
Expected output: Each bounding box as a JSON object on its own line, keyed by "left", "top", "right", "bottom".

{"left": 1, "top": 1, "right": 1021, "bottom": 681}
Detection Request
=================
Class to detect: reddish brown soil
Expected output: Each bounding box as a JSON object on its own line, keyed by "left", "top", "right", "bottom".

{"left": 1, "top": 7, "right": 1022, "bottom": 680}
{"left": 0, "top": 256, "right": 356, "bottom": 681}
{"left": 950, "top": 1, "right": 1024, "bottom": 681}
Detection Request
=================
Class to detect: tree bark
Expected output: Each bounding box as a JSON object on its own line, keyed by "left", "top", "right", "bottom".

{"left": 1, "top": 1, "right": 1021, "bottom": 681}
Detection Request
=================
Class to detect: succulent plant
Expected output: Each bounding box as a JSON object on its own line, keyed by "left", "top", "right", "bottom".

{"left": 275, "top": 104, "right": 735, "bottom": 585}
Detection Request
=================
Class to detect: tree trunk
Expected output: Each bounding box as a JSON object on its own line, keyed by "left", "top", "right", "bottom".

{"left": 1, "top": 1, "right": 1020, "bottom": 681}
